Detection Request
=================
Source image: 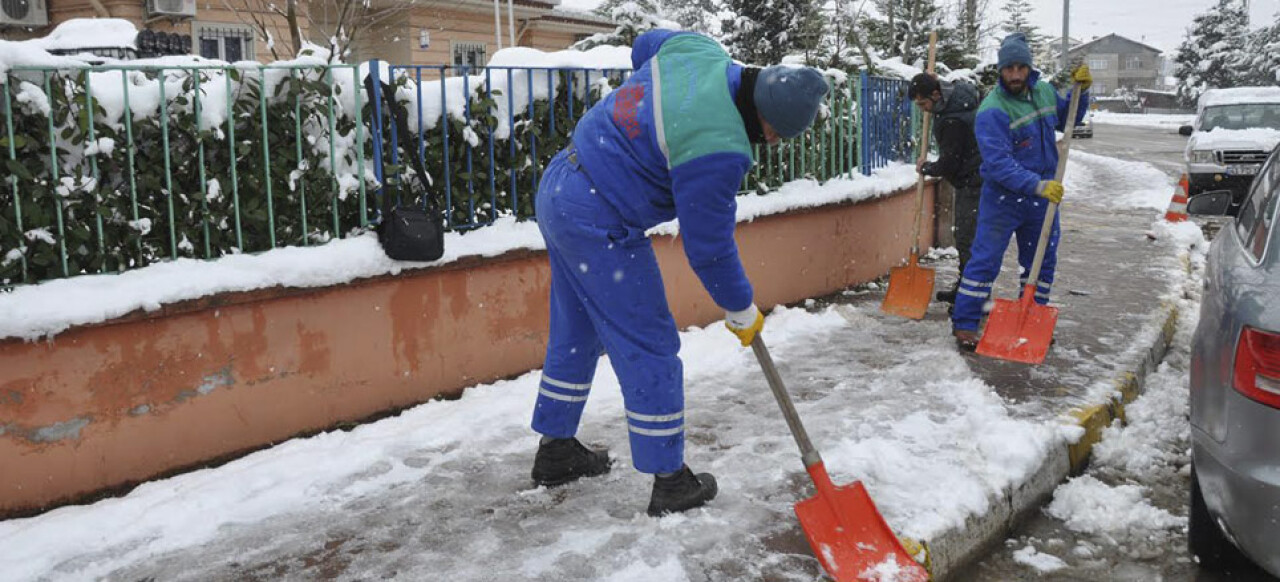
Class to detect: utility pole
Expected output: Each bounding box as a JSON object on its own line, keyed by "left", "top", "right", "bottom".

{"left": 508, "top": 0, "right": 516, "bottom": 47}
{"left": 494, "top": 0, "right": 504, "bottom": 53}
{"left": 1061, "top": 0, "right": 1070, "bottom": 73}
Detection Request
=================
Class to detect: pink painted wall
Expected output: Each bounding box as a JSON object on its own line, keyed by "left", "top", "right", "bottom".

{"left": 0, "top": 184, "right": 934, "bottom": 518}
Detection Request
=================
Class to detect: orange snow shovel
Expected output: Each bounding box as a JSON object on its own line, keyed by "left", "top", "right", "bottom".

{"left": 976, "top": 85, "right": 1084, "bottom": 365}
{"left": 881, "top": 33, "right": 939, "bottom": 320}
{"left": 751, "top": 335, "right": 929, "bottom": 582}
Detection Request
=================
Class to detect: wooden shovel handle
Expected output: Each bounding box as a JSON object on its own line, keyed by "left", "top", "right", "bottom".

{"left": 1026, "top": 84, "right": 1084, "bottom": 287}
{"left": 909, "top": 31, "right": 940, "bottom": 254}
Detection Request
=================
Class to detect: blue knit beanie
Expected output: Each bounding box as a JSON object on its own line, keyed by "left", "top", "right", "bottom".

{"left": 754, "top": 66, "right": 829, "bottom": 139}
{"left": 998, "top": 33, "right": 1033, "bottom": 70}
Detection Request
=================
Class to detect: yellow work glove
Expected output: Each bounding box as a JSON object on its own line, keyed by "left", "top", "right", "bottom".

{"left": 1071, "top": 64, "right": 1093, "bottom": 91}
{"left": 725, "top": 304, "right": 764, "bottom": 347}
{"left": 1038, "top": 180, "right": 1065, "bottom": 204}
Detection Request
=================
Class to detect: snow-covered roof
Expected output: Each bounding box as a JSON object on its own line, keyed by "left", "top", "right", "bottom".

{"left": 1064, "top": 33, "right": 1163, "bottom": 58}
{"left": 545, "top": 7, "right": 615, "bottom": 26}
{"left": 26, "top": 18, "right": 139, "bottom": 51}
{"left": 1198, "top": 87, "right": 1280, "bottom": 108}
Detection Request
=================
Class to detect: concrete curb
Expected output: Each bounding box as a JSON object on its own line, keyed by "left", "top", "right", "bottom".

{"left": 915, "top": 300, "right": 1182, "bottom": 580}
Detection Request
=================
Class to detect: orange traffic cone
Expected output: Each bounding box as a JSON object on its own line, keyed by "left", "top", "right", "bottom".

{"left": 1165, "top": 174, "right": 1190, "bottom": 222}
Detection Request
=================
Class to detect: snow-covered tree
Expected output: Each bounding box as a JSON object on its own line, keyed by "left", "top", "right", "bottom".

{"left": 862, "top": 0, "right": 936, "bottom": 64}
{"left": 998, "top": 0, "right": 1046, "bottom": 57}
{"left": 1242, "top": 13, "right": 1280, "bottom": 86}
{"left": 857, "top": 0, "right": 973, "bottom": 71}
{"left": 721, "top": 0, "right": 819, "bottom": 65}
{"left": 663, "top": 0, "right": 723, "bottom": 36}
{"left": 575, "top": 1, "right": 674, "bottom": 50}
{"left": 1174, "top": 0, "right": 1251, "bottom": 104}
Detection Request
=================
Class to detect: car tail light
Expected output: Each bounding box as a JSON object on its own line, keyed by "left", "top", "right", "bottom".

{"left": 1234, "top": 327, "right": 1280, "bottom": 409}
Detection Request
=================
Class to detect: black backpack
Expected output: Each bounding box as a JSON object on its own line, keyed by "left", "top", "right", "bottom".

{"left": 363, "top": 71, "right": 445, "bottom": 262}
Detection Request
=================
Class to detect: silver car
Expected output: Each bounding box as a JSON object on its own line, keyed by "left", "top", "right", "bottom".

{"left": 1188, "top": 145, "right": 1280, "bottom": 578}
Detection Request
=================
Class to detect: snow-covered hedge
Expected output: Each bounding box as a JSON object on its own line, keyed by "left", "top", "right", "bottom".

{"left": 1, "top": 50, "right": 375, "bottom": 286}
{"left": 1, "top": 44, "right": 879, "bottom": 289}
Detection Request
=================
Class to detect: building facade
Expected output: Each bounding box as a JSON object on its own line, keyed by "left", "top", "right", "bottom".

{"left": 1061, "top": 33, "right": 1162, "bottom": 96}
{"left": 0, "top": 0, "right": 615, "bottom": 66}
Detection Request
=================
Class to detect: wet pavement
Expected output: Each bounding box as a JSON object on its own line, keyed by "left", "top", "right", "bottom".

{"left": 946, "top": 124, "right": 1279, "bottom": 581}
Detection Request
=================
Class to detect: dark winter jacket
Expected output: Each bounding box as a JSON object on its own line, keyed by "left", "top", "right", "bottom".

{"left": 921, "top": 79, "right": 983, "bottom": 188}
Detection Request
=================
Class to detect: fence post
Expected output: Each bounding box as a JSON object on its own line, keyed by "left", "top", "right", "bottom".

{"left": 368, "top": 60, "right": 386, "bottom": 219}
{"left": 858, "top": 70, "right": 869, "bottom": 176}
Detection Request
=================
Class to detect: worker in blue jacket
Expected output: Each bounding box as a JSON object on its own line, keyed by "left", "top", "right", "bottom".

{"left": 951, "top": 33, "right": 1091, "bottom": 350}
{"left": 528, "top": 29, "right": 829, "bottom": 516}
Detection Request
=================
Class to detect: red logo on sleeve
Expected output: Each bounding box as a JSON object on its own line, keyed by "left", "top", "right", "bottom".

{"left": 612, "top": 85, "right": 645, "bottom": 139}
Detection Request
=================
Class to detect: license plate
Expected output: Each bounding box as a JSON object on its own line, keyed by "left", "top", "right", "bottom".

{"left": 1227, "top": 164, "right": 1261, "bottom": 176}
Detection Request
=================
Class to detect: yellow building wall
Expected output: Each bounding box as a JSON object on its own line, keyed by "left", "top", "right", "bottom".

{"left": 7, "top": 0, "right": 608, "bottom": 66}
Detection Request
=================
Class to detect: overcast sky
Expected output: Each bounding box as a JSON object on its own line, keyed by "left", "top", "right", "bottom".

{"left": 558, "top": 0, "right": 1280, "bottom": 55}
{"left": 1021, "top": 0, "right": 1280, "bottom": 53}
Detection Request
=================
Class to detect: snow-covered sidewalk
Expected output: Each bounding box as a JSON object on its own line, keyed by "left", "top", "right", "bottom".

{"left": 1, "top": 303, "right": 1075, "bottom": 581}
{"left": 0, "top": 152, "right": 1203, "bottom": 582}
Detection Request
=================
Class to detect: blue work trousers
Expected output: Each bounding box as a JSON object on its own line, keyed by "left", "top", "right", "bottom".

{"left": 952, "top": 192, "right": 1061, "bottom": 331}
{"left": 531, "top": 150, "right": 685, "bottom": 475}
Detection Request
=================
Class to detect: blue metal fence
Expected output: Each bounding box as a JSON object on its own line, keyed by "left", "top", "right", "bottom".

{"left": 1, "top": 61, "right": 915, "bottom": 288}
{"left": 858, "top": 71, "right": 915, "bottom": 172}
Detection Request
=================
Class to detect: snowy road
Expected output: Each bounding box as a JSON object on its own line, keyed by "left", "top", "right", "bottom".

{"left": 1078, "top": 122, "right": 1189, "bottom": 176}
{"left": 0, "top": 129, "right": 1202, "bottom": 582}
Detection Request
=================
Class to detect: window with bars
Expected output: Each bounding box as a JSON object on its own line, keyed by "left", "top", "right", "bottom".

{"left": 452, "top": 41, "right": 487, "bottom": 68}
{"left": 193, "top": 23, "right": 255, "bottom": 62}
{"left": 1087, "top": 58, "right": 1108, "bottom": 70}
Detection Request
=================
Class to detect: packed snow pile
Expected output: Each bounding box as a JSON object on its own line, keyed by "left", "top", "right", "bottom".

{"left": 1011, "top": 545, "right": 1068, "bottom": 573}
{"left": 1064, "top": 151, "right": 1177, "bottom": 211}
{"left": 24, "top": 18, "right": 139, "bottom": 52}
{"left": 1089, "top": 112, "right": 1194, "bottom": 128}
{"left": 487, "top": 45, "right": 632, "bottom": 70}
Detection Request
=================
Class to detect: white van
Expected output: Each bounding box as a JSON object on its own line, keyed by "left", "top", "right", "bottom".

{"left": 1180, "top": 87, "right": 1280, "bottom": 208}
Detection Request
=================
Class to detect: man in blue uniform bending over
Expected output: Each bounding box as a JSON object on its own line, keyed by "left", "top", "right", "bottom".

{"left": 528, "top": 29, "right": 829, "bottom": 516}
{"left": 951, "top": 32, "right": 1091, "bottom": 350}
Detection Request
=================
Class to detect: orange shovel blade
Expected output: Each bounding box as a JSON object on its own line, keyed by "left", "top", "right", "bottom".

{"left": 975, "top": 286, "right": 1058, "bottom": 364}
{"left": 794, "top": 463, "right": 929, "bottom": 582}
{"left": 881, "top": 254, "right": 934, "bottom": 320}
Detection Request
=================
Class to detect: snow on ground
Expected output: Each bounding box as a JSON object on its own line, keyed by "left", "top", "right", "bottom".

{"left": 1015, "top": 211, "right": 1207, "bottom": 567}
{"left": 1090, "top": 112, "right": 1194, "bottom": 129}
{"left": 1047, "top": 474, "right": 1185, "bottom": 538}
{"left": 1012, "top": 544, "right": 1068, "bottom": 573}
{"left": 0, "top": 165, "right": 916, "bottom": 342}
{"left": 0, "top": 304, "right": 1074, "bottom": 581}
{"left": 1064, "top": 150, "right": 1178, "bottom": 211}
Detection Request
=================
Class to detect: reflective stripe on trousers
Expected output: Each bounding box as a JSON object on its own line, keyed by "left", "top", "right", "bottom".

{"left": 531, "top": 150, "right": 686, "bottom": 474}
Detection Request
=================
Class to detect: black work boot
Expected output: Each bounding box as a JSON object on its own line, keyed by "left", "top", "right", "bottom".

{"left": 647, "top": 465, "right": 718, "bottom": 516}
{"left": 531, "top": 438, "right": 611, "bottom": 488}
{"left": 935, "top": 285, "right": 958, "bottom": 304}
